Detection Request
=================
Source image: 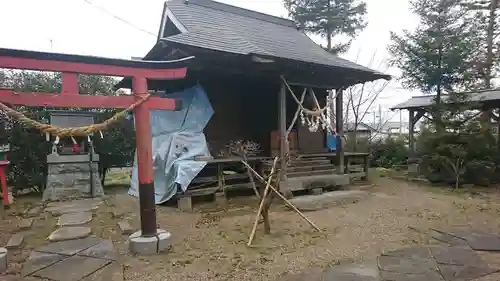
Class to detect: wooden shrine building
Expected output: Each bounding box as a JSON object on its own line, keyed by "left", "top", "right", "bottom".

{"left": 118, "top": 0, "right": 390, "bottom": 205}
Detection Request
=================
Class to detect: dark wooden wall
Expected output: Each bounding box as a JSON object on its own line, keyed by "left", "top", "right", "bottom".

{"left": 199, "top": 73, "right": 279, "bottom": 156}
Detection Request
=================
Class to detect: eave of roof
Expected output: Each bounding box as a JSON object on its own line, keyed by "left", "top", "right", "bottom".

{"left": 161, "top": 0, "right": 390, "bottom": 82}
{"left": 390, "top": 89, "right": 500, "bottom": 110}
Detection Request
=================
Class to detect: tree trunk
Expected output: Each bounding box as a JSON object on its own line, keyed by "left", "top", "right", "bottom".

{"left": 480, "top": 0, "right": 498, "bottom": 133}
{"left": 435, "top": 44, "right": 444, "bottom": 133}
{"left": 326, "top": 0, "right": 332, "bottom": 50}
{"left": 485, "top": 0, "right": 498, "bottom": 88}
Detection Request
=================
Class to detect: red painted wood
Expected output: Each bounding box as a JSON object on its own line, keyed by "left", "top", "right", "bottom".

{"left": 0, "top": 161, "right": 9, "bottom": 206}
{"left": 62, "top": 73, "right": 79, "bottom": 95}
{"left": 0, "top": 56, "right": 188, "bottom": 79}
{"left": 0, "top": 89, "right": 178, "bottom": 110}
{"left": 132, "top": 77, "right": 154, "bottom": 184}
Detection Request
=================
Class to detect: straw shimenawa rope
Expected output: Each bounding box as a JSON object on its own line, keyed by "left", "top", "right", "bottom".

{"left": 0, "top": 93, "right": 151, "bottom": 137}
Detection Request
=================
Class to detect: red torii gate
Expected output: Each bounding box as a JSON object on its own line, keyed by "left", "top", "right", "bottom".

{"left": 0, "top": 48, "right": 193, "bottom": 240}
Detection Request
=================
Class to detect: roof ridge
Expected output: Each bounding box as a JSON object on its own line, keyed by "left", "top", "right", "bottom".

{"left": 168, "top": 0, "right": 296, "bottom": 28}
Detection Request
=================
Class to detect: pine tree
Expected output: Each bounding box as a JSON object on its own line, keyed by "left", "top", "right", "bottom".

{"left": 283, "top": 0, "right": 367, "bottom": 53}
{"left": 389, "top": 0, "right": 481, "bottom": 99}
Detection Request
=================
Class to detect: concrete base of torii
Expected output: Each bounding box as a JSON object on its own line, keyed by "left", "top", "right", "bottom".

{"left": 128, "top": 229, "right": 172, "bottom": 255}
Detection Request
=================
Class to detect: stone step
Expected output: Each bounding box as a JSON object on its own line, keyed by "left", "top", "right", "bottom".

{"left": 289, "top": 190, "right": 371, "bottom": 211}
{"left": 287, "top": 164, "right": 335, "bottom": 173}
{"left": 282, "top": 174, "right": 350, "bottom": 192}
{"left": 5, "top": 233, "right": 24, "bottom": 249}
{"left": 288, "top": 169, "right": 336, "bottom": 178}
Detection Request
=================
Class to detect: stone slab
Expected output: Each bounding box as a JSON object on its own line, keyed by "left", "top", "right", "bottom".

{"left": 289, "top": 190, "right": 370, "bottom": 211}
{"left": 438, "top": 229, "right": 500, "bottom": 251}
{"left": 25, "top": 206, "right": 42, "bottom": 218}
{"left": 129, "top": 230, "right": 160, "bottom": 255}
{"left": 430, "top": 230, "right": 469, "bottom": 247}
{"left": 379, "top": 270, "right": 443, "bottom": 281}
{"left": 5, "top": 233, "right": 24, "bottom": 249}
{"left": 438, "top": 264, "right": 499, "bottom": 281}
{"left": 17, "top": 219, "right": 34, "bottom": 230}
{"left": 38, "top": 237, "right": 101, "bottom": 256}
{"left": 117, "top": 221, "right": 133, "bottom": 235}
{"left": 110, "top": 210, "right": 123, "bottom": 219}
{"left": 382, "top": 247, "right": 432, "bottom": 261}
{"left": 431, "top": 246, "right": 485, "bottom": 267}
{"left": 275, "top": 270, "right": 325, "bottom": 281}
{"left": 157, "top": 229, "right": 172, "bottom": 252}
{"left": 33, "top": 255, "right": 110, "bottom": 281}
{"left": 46, "top": 198, "right": 102, "bottom": 209}
{"left": 22, "top": 251, "right": 66, "bottom": 276}
{"left": 0, "top": 247, "right": 7, "bottom": 273}
{"left": 324, "top": 263, "right": 380, "bottom": 281}
{"left": 78, "top": 240, "right": 118, "bottom": 261}
{"left": 81, "top": 261, "right": 123, "bottom": 281}
{"left": 46, "top": 200, "right": 101, "bottom": 216}
{"left": 48, "top": 227, "right": 91, "bottom": 242}
{"left": 57, "top": 212, "right": 93, "bottom": 226}
{"left": 377, "top": 255, "right": 439, "bottom": 275}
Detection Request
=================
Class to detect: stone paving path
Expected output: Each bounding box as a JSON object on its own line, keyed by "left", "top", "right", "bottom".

{"left": 2, "top": 197, "right": 124, "bottom": 280}
{"left": 276, "top": 228, "right": 500, "bottom": 281}
{"left": 22, "top": 237, "right": 122, "bottom": 281}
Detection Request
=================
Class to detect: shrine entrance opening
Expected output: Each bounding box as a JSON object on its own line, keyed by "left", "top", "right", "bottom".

{"left": 0, "top": 48, "right": 194, "bottom": 254}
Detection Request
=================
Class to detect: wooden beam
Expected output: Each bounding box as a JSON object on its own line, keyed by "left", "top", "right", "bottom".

{"left": 335, "top": 88, "right": 344, "bottom": 174}
{"left": 408, "top": 109, "right": 416, "bottom": 159}
{"left": 413, "top": 110, "right": 425, "bottom": 126}
{"left": 0, "top": 89, "right": 181, "bottom": 110}
{"left": 279, "top": 80, "right": 287, "bottom": 181}
{"left": 61, "top": 73, "right": 79, "bottom": 95}
{"left": 0, "top": 56, "right": 188, "bottom": 79}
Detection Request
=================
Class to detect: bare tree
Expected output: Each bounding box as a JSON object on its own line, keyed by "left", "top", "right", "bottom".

{"left": 342, "top": 52, "right": 394, "bottom": 151}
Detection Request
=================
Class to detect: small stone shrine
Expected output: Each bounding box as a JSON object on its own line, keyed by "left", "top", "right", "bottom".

{"left": 43, "top": 111, "right": 104, "bottom": 201}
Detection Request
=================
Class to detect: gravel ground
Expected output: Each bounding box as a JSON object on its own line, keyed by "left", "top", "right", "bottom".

{"left": 3, "top": 177, "right": 500, "bottom": 281}
{"left": 115, "top": 178, "right": 500, "bottom": 281}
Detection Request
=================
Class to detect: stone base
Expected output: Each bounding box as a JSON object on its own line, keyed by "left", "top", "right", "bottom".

{"left": 129, "top": 229, "right": 171, "bottom": 255}
{"left": 0, "top": 247, "right": 7, "bottom": 273}
{"left": 43, "top": 158, "right": 104, "bottom": 201}
{"left": 289, "top": 190, "right": 371, "bottom": 212}
{"left": 408, "top": 163, "right": 419, "bottom": 176}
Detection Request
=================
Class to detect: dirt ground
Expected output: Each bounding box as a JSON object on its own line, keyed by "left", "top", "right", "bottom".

{"left": 3, "top": 175, "right": 500, "bottom": 281}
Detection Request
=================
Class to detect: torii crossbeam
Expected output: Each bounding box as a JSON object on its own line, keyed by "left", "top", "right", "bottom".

{"left": 0, "top": 48, "right": 193, "bottom": 249}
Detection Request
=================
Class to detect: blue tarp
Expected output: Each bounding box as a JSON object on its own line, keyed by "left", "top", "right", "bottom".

{"left": 326, "top": 132, "right": 337, "bottom": 151}
{"left": 128, "top": 85, "right": 214, "bottom": 204}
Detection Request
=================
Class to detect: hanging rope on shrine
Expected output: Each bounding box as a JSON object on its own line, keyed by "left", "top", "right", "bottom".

{"left": 0, "top": 93, "right": 151, "bottom": 137}
{"left": 280, "top": 76, "right": 335, "bottom": 133}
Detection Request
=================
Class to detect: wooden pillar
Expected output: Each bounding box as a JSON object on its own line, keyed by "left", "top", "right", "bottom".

{"left": 335, "top": 88, "right": 344, "bottom": 174}
{"left": 132, "top": 76, "right": 157, "bottom": 237}
{"left": 408, "top": 109, "right": 415, "bottom": 160}
{"left": 279, "top": 81, "right": 287, "bottom": 181}
{"left": 497, "top": 109, "right": 500, "bottom": 150}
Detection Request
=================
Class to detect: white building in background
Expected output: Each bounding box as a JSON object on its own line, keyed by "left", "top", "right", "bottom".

{"left": 344, "top": 120, "right": 420, "bottom": 141}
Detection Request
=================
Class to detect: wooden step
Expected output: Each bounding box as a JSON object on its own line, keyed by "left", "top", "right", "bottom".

{"left": 192, "top": 173, "right": 248, "bottom": 184}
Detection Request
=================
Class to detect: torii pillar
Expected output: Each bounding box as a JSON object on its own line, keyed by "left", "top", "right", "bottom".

{"left": 0, "top": 48, "right": 193, "bottom": 255}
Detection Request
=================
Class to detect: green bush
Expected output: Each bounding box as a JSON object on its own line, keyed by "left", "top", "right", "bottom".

{"left": 369, "top": 136, "right": 408, "bottom": 168}
{"left": 416, "top": 122, "right": 498, "bottom": 187}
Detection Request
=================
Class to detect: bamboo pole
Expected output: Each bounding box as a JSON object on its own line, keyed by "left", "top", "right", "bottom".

{"left": 244, "top": 156, "right": 261, "bottom": 200}
{"left": 240, "top": 160, "right": 322, "bottom": 232}
{"left": 247, "top": 157, "right": 278, "bottom": 246}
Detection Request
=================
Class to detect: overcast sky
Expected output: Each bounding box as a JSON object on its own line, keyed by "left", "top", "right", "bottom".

{"left": 0, "top": 0, "right": 420, "bottom": 121}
